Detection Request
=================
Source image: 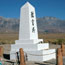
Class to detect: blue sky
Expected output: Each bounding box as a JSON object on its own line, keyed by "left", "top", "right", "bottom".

{"left": 0, "top": 0, "right": 65, "bottom": 20}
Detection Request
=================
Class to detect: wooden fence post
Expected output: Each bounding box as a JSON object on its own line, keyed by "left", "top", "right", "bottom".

{"left": 0, "top": 46, "right": 4, "bottom": 57}
{"left": 61, "top": 43, "right": 65, "bottom": 56}
{"left": 56, "top": 48, "right": 63, "bottom": 65}
{"left": 20, "top": 48, "right": 26, "bottom": 65}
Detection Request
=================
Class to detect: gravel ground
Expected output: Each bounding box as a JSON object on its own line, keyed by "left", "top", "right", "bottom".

{"left": 0, "top": 44, "right": 65, "bottom": 65}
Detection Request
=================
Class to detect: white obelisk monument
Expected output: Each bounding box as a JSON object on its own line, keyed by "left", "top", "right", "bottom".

{"left": 10, "top": 2, "right": 56, "bottom": 61}
{"left": 19, "top": 2, "right": 38, "bottom": 40}
{"left": 15, "top": 2, "right": 43, "bottom": 44}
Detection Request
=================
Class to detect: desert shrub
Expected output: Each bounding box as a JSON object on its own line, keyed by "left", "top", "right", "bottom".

{"left": 52, "top": 39, "right": 65, "bottom": 45}
{"left": 0, "top": 41, "right": 6, "bottom": 45}
{"left": 57, "top": 39, "right": 63, "bottom": 45}
{"left": 0, "top": 40, "right": 15, "bottom": 45}
{"left": 57, "top": 39, "right": 65, "bottom": 45}
{"left": 52, "top": 41, "right": 57, "bottom": 44}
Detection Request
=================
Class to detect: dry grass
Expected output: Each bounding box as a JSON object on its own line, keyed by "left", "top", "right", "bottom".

{"left": 39, "top": 33, "right": 65, "bottom": 43}
{"left": 0, "top": 34, "right": 18, "bottom": 44}
{"left": 0, "top": 33, "right": 65, "bottom": 44}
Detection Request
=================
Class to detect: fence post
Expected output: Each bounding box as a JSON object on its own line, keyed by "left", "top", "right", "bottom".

{"left": 20, "top": 48, "right": 26, "bottom": 65}
{"left": 0, "top": 46, "right": 4, "bottom": 57}
{"left": 61, "top": 43, "right": 65, "bottom": 56}
{"left": 56, "top": 48, "right": 63, "bottom": 65}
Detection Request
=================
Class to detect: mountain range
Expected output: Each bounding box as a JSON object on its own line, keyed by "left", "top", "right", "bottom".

{"left": 0, "top": 16, "right": 65, "bottom": 33}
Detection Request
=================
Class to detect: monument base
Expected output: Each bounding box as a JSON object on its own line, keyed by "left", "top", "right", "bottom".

{"left": 15, "top": 39, "right": 43, "bottom": 44}
{"left": 10, "top": 42, "right": 56, "bottom": 61}
{"left": 27, "top": 49, "right": 56, "bottom": 61}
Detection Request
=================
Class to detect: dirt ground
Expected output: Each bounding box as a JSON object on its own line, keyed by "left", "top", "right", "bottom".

{"left": 0, "top": 44, "right": 65, "bottom": 65}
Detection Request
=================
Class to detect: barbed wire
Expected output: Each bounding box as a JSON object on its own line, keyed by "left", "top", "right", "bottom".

{"left": 24, "top": 51, "right": 56, "bottom": 56}
{"left": 10, "top": 51, "right": 56, "bottom": 56}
